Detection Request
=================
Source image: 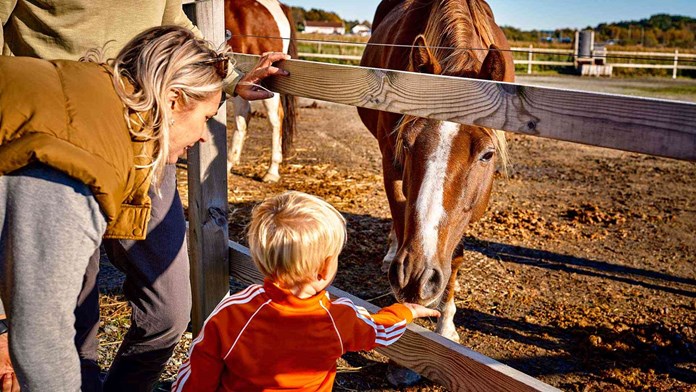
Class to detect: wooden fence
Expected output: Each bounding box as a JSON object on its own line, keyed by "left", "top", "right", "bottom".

{"left": 297, "top": 41, "right": 696, "bottom": 78}
{"left": 183, "top": 1, "right": 695, "bottom": 390}
{"left": 233, "top": 54, "right": 696, "bottom": 161}
{"left": 182, "top": 0, "right": 230, "bottom": 336}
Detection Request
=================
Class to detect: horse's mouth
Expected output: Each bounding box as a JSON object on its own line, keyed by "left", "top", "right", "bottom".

{"left": 391, "top": 285, "right": 446, "bottom": 308}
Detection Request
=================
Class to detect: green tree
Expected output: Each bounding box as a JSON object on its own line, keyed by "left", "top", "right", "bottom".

{"left": 290, "top": 6, "right": 305, "bottom": 29}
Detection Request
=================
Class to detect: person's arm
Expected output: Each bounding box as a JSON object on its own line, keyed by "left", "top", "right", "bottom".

{"left": 172, "top": 318, "right": 225, "bottom": 392}
{"left": 162, "top": 2, "right": 287, "bottom": 100}
{"left": 0, "top": 0, "right": 18, "bottom": 51}
{"left": 162, "top": 0, "right": 202, "bottom": 39}
{"left": 230, "top": 52, "right": 290, "bottom": 100}
{"left": 332, "top": 298, "right": 439, "bottom": 352}
{"left": 223, "top": 67, "right": 244, "bottom": 97}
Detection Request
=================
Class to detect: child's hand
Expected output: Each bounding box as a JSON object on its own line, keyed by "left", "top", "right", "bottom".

{"left": 403, "top": 303, "right": 440, "bottom": 319}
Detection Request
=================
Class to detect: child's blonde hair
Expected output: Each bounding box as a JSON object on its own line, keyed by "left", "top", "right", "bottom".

{"left": 248, "top": 191, "right": 347, "bottom": 287}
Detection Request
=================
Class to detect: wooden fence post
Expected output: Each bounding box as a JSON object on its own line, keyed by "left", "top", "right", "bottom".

{"left": 184, "top": 0, "right": 230, "bottom": 336}
{"left": 673, "top": 49, "right": 679, "bottom": 79}
{"left": 528, "top": 44, "right": 533, "bottom": 74}
{"left": 573, "top": 30, "right": 579, "bottom": 68}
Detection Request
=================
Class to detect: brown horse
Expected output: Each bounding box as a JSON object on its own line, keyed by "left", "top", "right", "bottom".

{"left": 358, "top": 0, "right": 514, "bottom": 342}
{"left": 225, "top": 0, "right": 297, "bottom": 182}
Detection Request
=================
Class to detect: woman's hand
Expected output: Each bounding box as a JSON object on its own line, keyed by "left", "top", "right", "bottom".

{"left": 234, "top": 52, "right": 290, "bottom": 101}
{"left": 0, "top": 334, "right": 19, "bottom": 392}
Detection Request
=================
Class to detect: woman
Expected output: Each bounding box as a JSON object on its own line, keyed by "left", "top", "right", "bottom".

{"left": 0, "top": 25, "right": 288, "bottom": 391}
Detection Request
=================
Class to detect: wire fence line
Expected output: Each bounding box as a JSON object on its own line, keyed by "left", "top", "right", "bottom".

{"left": 231, "top": 34, "right": 696, "bottom": 62}
{"left": 230, "top": 33, "right": 696, "bottom": 77}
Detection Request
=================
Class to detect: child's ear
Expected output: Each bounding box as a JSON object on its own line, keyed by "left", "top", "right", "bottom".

{"left": 317, "top": 256, "right": 333, "bottom": 281}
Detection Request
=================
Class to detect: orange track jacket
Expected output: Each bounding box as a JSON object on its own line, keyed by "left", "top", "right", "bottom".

{"left": 173, "top": 279, "right": 413, "bottom": 391}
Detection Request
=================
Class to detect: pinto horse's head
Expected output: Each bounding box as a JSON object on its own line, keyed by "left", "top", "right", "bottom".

{"left": 387, "top": 36, "right": 510, "bottom": 305}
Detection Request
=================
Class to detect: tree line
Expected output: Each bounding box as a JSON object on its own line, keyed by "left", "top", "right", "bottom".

{"left": 502, "top": 14, "right": 696, "bottom": 48}
{"left": 288, "top": 5, "right": 694, "bottom": 48}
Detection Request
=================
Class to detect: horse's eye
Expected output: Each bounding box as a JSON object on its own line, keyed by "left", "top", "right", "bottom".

{"left": 479, "top": 150, "right": 495, "bottom": 162}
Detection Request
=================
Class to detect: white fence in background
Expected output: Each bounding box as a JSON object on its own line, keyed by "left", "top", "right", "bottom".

{"left": 297, "top": 41, "right": 696, "bottom": 78}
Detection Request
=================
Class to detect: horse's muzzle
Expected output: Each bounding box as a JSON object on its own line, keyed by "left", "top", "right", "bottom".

{"left": 388, "top": 250, "right": 450, "bottom": 306}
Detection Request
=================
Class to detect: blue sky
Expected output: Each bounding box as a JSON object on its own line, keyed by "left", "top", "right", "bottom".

{"left": 282, "top": 0, "right": 696, "bottom": 30}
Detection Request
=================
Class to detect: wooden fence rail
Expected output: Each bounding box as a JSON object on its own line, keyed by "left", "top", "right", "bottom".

{"left": 232, "top": 53, "right": 696, "bottom": 161}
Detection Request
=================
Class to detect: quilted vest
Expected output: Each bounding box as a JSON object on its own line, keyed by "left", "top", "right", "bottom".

{"left": 0, "top": 56, "right": 154, "bottom": 240}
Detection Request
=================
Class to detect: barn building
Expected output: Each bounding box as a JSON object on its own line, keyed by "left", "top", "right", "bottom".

{"left": 302, "top": 20, "right": 345, "bottom": 35}
{"left": 351, "top": 24, "right": 371, "bottom": 36}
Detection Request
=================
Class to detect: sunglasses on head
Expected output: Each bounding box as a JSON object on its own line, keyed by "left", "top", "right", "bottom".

{"left": 197, "top": 53, "right": 228, "bottom": 79}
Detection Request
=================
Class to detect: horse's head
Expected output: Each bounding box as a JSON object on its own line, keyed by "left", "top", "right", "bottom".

{"left": 387, "top": 35, "right": 509, "bottom": 305}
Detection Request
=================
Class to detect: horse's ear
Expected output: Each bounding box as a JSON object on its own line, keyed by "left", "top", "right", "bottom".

{"left": 410, "top": 35, "right": 442, "bottom": 74}
{"left": 478, "top": 44, "right": 507, "bottom": 82}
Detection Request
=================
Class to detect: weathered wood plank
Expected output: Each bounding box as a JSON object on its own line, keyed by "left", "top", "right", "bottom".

{"left": 185, "top": 0, "right": 229, "bottom": 336}
{"left": 298, "top": 52, "right": 362, "bottom": 61}
{"left": 228, "top": 241, "right": 560, "bottom": 392}
{"left": 232, "top": 54, "right": 696, "bottom": 161}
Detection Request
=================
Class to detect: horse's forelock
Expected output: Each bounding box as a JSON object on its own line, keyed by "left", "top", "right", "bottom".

{"left": 486, "top": 128, "right": 509, "bottom": 176}
{"left": 420, "top": 0, "right": 508, "bottom": 172}
{"left": 422, "top": 0, "right": 500, "bottom": 76}
{"left": 393, "top": 115, "right": 418, "bottom": 167}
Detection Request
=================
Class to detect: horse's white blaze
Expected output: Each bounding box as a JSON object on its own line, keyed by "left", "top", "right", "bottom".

{"left": 256, "top": 0, "right": 291, "bottom": 54}
{"left": 416, "top": 122, "right": 458, "bottom": 262}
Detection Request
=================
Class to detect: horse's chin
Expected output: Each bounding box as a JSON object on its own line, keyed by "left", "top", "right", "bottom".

{"left": 391, "top": 286, "right": 446, "bottom": 308}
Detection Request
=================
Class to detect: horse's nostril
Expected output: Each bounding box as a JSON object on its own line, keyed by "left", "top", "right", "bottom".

{"left": 388, "top": 253, "right": 409, "bottom": 289}
{"left": 419, "top": 268, "right": 444, "bottom": 301}
{"left": 429, "top": 269, "right": 443, "bottom": 288}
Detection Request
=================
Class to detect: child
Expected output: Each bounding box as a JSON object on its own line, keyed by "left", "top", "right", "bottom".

{"left": 173, "top": 191, "right": 439, "bottom": 391}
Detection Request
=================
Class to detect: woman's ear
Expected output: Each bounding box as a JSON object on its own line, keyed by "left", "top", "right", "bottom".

{"left": 167, "top": 89, "right": 182, "bottom": 112}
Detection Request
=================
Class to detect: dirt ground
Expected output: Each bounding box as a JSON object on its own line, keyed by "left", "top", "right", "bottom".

{"left": 98, "top": 75, "right": 695, "bottom": 391}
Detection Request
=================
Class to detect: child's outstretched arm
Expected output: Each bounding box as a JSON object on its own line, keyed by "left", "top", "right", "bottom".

{"left": 332, "top": 298, "right": 439, "bottom": 353}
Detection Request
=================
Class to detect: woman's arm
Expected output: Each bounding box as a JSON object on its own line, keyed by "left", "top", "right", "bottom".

{"left": 230, "top": 52, "right": 290, "bottom": 100}
{"left": 162, "top": 0, "right": 203, "bottom": 38}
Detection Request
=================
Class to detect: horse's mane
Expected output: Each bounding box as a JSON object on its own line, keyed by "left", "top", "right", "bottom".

{"left": 372, "top": 0, "right": 405, "bottom": 31}
{"left": 396, "top": 0, "right": 509, "bottom": 172}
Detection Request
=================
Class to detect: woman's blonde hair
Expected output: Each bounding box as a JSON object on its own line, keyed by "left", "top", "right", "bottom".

{"left": 248, "top": 191, "right": 347, "bottom": 288}
{"left": 111, "top": 25, "right": 226, "bottom": 187}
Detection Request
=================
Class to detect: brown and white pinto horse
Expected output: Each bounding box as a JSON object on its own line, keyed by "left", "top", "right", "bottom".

{"left": 358, "top": 0, "right": 514, "bottom": 341}
{"left": 225, "top": 0, "right": 297, "bottom": 182}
